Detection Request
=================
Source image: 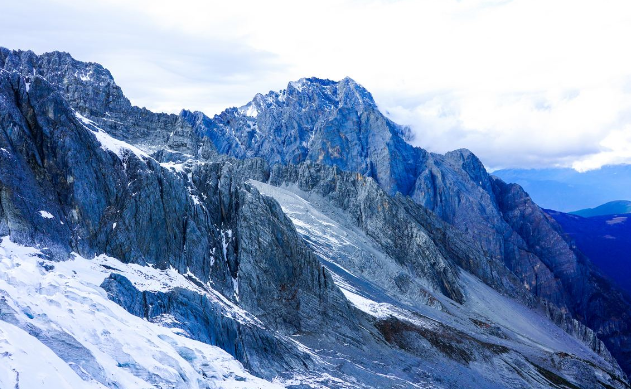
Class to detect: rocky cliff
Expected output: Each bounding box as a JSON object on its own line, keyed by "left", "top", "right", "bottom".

{"left": 179, "top": 72, "right": 631, "bottom": 377}
{"left": 1, "top": 47, "right": 630, "bottom": 388}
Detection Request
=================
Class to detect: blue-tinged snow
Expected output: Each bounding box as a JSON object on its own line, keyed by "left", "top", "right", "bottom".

{"left": 38, "top": 210, "right": 54, "bottom": 219}
{"left": 0, "top": 236, "right": 282, "bottom": 389}
{"left": 238, "top": 102, "right": 258, "bottom": 118}
{"left": 250, "top": 180, "right": 621, "bottom": 384}
{"left": 75, "top": 112, "right": 150, "bottom": 160}
{"left": 249, "top": 180, "right": 445, "bottom": 310}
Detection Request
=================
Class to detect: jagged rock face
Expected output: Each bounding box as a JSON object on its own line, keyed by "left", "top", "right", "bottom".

{"left": 269, "top": 163, "right": 467, "bottom": 302}
{"left": 264, "top": 162, "right": 623, "bottom": 365}
{"left": 0, "top": 68, "right": 359, "bottom": 379}
{"left": 181, "top": 77, "right": 423, "bottom": 196}
{"left": 0, "top": 47, "right": 128, "bottom": 115}
{"left": 252, "top": 170, "right": 627, "bottom": 388}
{"left": 2, "top": 47, "right": 631, "bottom": 385}
{"left": 0, "top": 47, "right": 201, "bottom": 154}
{"left": 99, "top": 273, "right": 317, "bottom": 378}
{"left": 181, "top": 74, "right": 582, "bottom": 318}
{"left": 267, "top": 162, "right": 528, "bottom": 305}
{"left": 174, "top": 73, "right": 631, "bottom": 377}
{"left": 493, "top": 179, "right": 631, "bottom": 376}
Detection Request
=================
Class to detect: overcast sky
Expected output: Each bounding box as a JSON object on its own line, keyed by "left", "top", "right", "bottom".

{"left": 3, "top": 0, "right": 631, "bottom": 171}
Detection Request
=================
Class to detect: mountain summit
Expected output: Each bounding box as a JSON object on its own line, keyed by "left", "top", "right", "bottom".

{"left": 1, "top": 48, "right": 630, "bottom": 388}
{"left": 180, "top": 74, "right": 419, "bottom": 196}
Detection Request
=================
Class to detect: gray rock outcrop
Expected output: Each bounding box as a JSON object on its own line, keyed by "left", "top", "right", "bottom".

{"left": 1, "top": 47, "right": 630, "bottom": 387}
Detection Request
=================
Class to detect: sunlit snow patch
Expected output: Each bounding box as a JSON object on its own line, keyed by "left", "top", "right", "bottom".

{"left": 0, "top": 236, "right": 280, "bottom": 389}
{"left": 38, "top": 210, "right": 54, "bottom": 219}
{"left": 75, "top": 112, "right": 149, "bottom": 160}
{"left": 238, "top": 103, "right": 258, "bottom": 118}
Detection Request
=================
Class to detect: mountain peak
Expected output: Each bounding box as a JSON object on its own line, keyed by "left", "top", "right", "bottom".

{"left": 0, "top": 47, "right": 114, "bottom": 82}
{"left": 282, "top": 76, "right": 376, "bottom": 110}
{"left": 288, "top": 76, "right": 337, "bottom": 90}
{"left": 225, "top": 76, "right": 379, "bottom": 127}
{"left": 3, "top": 47, "right": 631, "bottom": 385}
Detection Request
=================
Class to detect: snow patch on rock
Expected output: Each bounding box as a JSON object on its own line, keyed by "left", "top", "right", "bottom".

{"left": 0, "top": 236, "right": 280, "bottom": 389}
{"left": 38, "top": 210, "right": 54, "bottom": 219}
{"left": 75, "top": 112, "right": 149, "bottom": 161}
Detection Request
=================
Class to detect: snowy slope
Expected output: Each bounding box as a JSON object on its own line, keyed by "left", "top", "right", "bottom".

{"left": 0, "top": 237, "right": 282, "bottom": 389}
{"left": 248, "top": 180, "right": 447, "bottom": 310}
{"left": 250, "top": 181, "right": 628, "bottom": 388}
{"left": 2, "top": 49, "right": 630, "bottom": 388}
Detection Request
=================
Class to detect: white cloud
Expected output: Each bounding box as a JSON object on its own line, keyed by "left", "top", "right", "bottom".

{"left": 572, "top": 126, "right": 631, "bottom": 172}
{"left": 2, "top": 0, "right": 631, "bottom": 170}
{"left": 384, "top": 82, "right": 631, "bottom": 170}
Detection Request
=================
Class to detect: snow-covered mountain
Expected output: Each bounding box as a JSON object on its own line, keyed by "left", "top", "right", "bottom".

{"left": 0, "top": 48, "right": 630, "bottom": 388}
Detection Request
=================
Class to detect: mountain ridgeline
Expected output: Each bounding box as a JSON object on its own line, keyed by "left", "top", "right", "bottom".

{"left": 571, "top": 200, "right": 631, "bottom": 218}
{"left": 493, "top": 166, "right": 631, "bottom": 212}
{"left": 1, "top": 48, "right": 630, "bottom": 388}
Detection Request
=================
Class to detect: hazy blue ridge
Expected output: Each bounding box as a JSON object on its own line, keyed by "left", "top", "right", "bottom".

{"left": 570, "top": 200, "right": 631, "bottom": 217}
{"left": 493, "top": 165, "right": 631, "bottom": 212}
{"left": 547, "top": 209, "right": 631, "bottom": 297}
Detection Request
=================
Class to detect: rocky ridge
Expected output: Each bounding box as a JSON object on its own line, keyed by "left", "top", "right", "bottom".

{"left": 0, "top": 48, "right": 630, "bottom": 388}
{"left": 185, "top": 72, "right": 631, "bottom": 377}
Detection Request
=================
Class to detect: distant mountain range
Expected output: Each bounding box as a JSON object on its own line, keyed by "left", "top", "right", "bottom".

{"left": 493, "top": 166, "right": 631, "bottom": 212}
{"left": 547, "top": 209, "right": 631, "bottom": 297}
{"left": 571, "top": 200, "right": 631, "bottom": 218}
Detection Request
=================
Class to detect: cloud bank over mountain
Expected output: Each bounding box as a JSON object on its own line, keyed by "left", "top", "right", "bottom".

{"left": 4, "top": 0, "right": 631, "bottom": 170}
